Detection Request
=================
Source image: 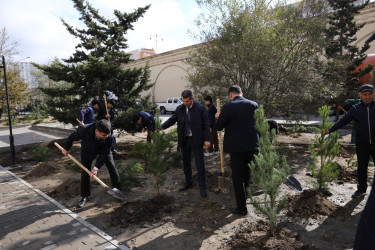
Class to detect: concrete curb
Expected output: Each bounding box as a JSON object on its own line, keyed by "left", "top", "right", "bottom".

{"left": 0, "top": 124, "right": 30, "bottom": 131}
{"left": 1, "top": 165, "right": 128, "bottom": 250}
{"left": 0, "top": 138, "right": 68, "bottom": 154}
{"left": 31, "top": 124, "right": 75, "bottom": 135}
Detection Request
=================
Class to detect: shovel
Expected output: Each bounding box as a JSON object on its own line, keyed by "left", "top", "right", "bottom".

{"left": 54, "top": 142, "right": 124, "bottom": 201}
{"left": 216, "top": 99, "right": 231, "bottom": 193}
{"left": 103, "top": 94, "right": 110, "bottom": 122}
{"left": 272, "top": 167, "right": 302, "bottom": 191}
{"left": 283, "top": 174, "right": 302, "bottom": 191}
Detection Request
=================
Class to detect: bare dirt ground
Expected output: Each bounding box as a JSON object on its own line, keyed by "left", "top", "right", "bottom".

{"left": 1, "top": 128, "right": 372, "bottom": 249}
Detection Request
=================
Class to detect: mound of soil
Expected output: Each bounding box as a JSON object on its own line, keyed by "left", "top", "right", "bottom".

{"left": 108, "top": 194, "right": 175, "bottom": 227}
{"left": 23, "top": 163, "right": 59, "bottom": 179}
{"left": 287, "top": 190, "right": 345, "bottom": 218}
{"left": 339, "top": 146, "right": 355, "bottom": 158}
{"left": 47, "top": 179, "right": 80, "bottom": 198}
{"left": 336, "top": 164, "right": 357, "bottom": 184}
{"left": 226, "top": 220, "right": 305, "bottom": 249}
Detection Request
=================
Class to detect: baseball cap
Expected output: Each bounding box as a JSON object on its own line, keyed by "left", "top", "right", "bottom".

{"left": 359, "top": 84, "right": 375, "bottom": 93}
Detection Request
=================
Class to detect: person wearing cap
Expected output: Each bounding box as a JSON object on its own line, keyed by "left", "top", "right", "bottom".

{"left": 325, "top": 84, "right": 375, "bottom": 198}
{"left": 78, "top": 99, "right": 100, "bottom": 126}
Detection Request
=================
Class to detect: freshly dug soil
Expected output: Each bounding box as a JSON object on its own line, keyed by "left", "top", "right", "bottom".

{"left": 287, "top": 190, "right": 348, "bottom": 219}
{"left": 23, "top": 162, "right": 59, "bottom": 179}
{"left": 226, "top": 220, "right": 305, "bottom": 250}
{"left": 47, "top": 179, "right": 80, "bottom": 198}
{"left": 107, "top": 194, "right": 175, "bottom": 227}
{"left": 336, "top": 163, "right": 357, "bottom": 184}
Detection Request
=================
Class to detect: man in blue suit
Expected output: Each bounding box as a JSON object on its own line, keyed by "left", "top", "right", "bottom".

{"left": 216, "top": 85, "right": 260, "bottom": 215}
{"left": 162, "top": 90, "right": 210, "bottom": 198}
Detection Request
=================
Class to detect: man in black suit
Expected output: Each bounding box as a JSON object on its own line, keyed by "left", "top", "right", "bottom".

{"left": 61, "top": 119, "right": 122, "bottom": 208}
{"left": 162, "top": 90, "right": 210, "bottom": 198}
{"left": 216, "top": 85, "right": 260, "bottom": 215}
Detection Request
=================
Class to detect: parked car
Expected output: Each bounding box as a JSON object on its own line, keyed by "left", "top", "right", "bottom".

{"left": 156, "top": 97, "right": 182, "bottom": 114}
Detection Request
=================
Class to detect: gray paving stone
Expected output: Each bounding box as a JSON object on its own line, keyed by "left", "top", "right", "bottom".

{"left": 0, "top": 166, "right": 128, "bottom": 250}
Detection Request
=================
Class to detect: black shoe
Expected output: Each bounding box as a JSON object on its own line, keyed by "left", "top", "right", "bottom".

{"left": 179, "top": 182, "right": 193, "bottom": 191}
{"left": 200, "top": 188, "right": 207, "bottom": 198}
{"left": 77, "top": 197, "right": 88, "bottom": 208}
{"left": 230, "top": 207, "right": 247, "bottom": 215}
{"left": 352, "top": 190, "right": 366, "bottom": 198}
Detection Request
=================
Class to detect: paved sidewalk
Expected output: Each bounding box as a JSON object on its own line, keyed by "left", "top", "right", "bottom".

{"left": 0, "top": 165, "right": 128, "bottom": 250}
{"left": 0, "top": 125, "right": 67, "bottom": 153}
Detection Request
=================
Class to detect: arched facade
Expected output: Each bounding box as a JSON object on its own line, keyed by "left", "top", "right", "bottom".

{"left": 123, "top": 45, "right": 196, "bottom": 103}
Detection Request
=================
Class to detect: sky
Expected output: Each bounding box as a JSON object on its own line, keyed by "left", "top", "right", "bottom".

{"left": 0, "top": 0, "right": 201, "bottom": 64}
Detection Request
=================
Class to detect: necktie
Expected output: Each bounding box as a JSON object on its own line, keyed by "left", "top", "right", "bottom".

{"left": 186, "top": 108, "right": 191, "bottom": 136}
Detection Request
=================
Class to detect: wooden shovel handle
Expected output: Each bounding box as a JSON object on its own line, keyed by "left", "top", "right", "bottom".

{"left": 216, "top": 99, "right": 225, "bottom": 176}
{"left": 54, "top": 142, "right": 108, "bottom": 188}
{"left": 76, "top": 118, "right": 83, "bottom": 126}
{"left": 103, "top": 94, "right": 110, "bottom": 122}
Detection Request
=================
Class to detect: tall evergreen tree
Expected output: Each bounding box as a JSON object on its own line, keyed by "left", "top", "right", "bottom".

{"left": 35, "top": 0, "right": 153, "bottom": 128}
{"left": 324, "top": 0, "right": 372, "bottom": 110}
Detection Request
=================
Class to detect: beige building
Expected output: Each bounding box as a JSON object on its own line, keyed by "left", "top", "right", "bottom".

{"left": 124, "top": 45, "right": 197, "bottom": 103}
{"left": 124, "top": 2, "right": 375, "bottom": 103}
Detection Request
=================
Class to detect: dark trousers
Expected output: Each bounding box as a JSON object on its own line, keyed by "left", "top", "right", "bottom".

{"left": 230, "top": 151, "right": 255, "bottom": 211}
{"left": 355, "top": 142, "right": 375, "bottom": 192}
{"left": 147, "top": 128, "right": 152, "bottom": 143}
{"left": 80, "top": 152, "right": 121, "bottom": 197}
{"left": 208, "top": 128, "right": 219, "bottom": 152}
{"left": 354, "top": 181, "right": 375, "bottom": 249}
{"left": 181, "top": 137, "right": 206, "bottom": 189}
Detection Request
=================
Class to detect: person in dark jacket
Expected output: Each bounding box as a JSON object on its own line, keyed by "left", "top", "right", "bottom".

{"left": 97, "top": 99, "right": 117, "bottom": 123}
{"left": 216, "top": 85, "right": 260, "bottom": 215}
{"left": 338, "top": 97, "right": 361, "bottom": 144}
{"left": 162, "top": 90, "right": 210, "bottom": 198}
{"left": 136, "top": 111, "right": 156, "bottom": 143}
{"left": 60, "top": 119, "right": 121, "bottom": 208}
{"left": 326, "top": 84, "right": 375, "bottom": 198}
{"left": 204, "top": 96, "right": 219, "bottom": 156}
{"left": 78, "top": 99, "right": 100, "bottom": 126}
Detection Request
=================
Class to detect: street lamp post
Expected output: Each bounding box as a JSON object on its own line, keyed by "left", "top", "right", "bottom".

{"left": 0, "top": 55, "right": 16, "bottom": 166}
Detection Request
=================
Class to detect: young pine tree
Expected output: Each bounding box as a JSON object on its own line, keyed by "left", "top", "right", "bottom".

{"left": 249, "top": 106, "right": 289, "bottom": 236}
{"left": 130, "top": 109, "right": 175, "bottom": 198}
{"left": 308, "top": 105, "right": 340, "bottom": 193}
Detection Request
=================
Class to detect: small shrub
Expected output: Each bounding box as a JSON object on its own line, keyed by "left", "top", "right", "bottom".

{"left": 117, "top": 160, "right": 144, "bottom": 190}
{"left": 24, "top": 113, "right": 37, "bottom": 122}
{"left": 32, "top": 145, "right": 49, "bottom": 161}
{"left": 291, "top": 125, "right": 307, "bottom": 133}
{"left": 5, "top": 117, "right": 19, "bottom": 126}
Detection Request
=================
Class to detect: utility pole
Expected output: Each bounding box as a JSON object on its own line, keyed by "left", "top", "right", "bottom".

{"left": 0, "top": 55, "right": 16, "bottom": 166}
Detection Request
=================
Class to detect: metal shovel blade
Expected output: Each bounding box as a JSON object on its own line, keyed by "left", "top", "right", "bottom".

{"left": 106, "top": 187, "right": 125, "bottom": 201}
{"left": 218, "top": 175, "right": 231, "bottom": 193}
{"left": 283, "top": 175, "right": 302, "bottom": 191}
